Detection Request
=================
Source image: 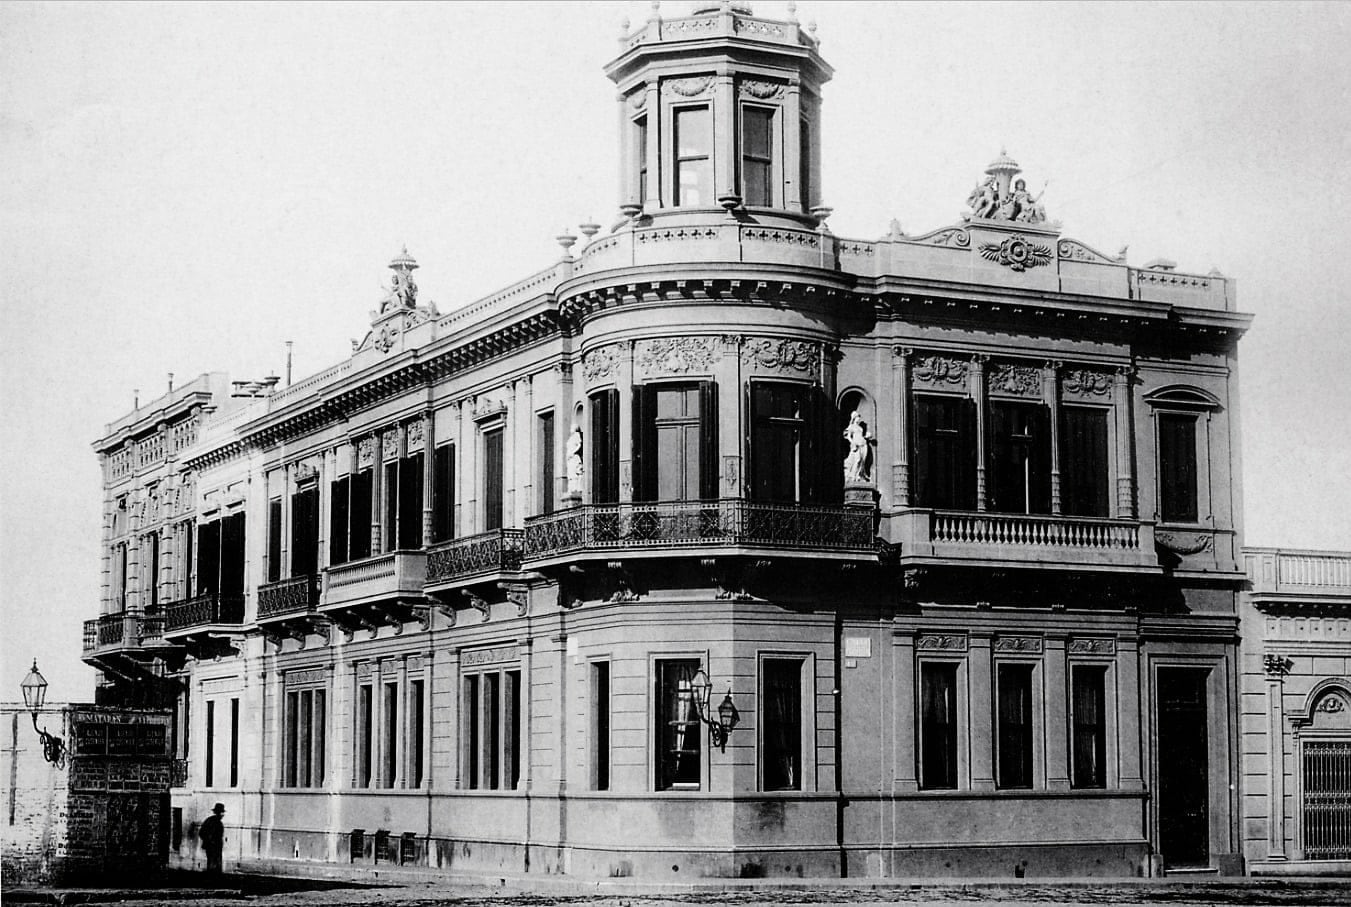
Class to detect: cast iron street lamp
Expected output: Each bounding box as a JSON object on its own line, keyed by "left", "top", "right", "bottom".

{"left": 20, "top": 660, "right": 65, "bottom": 765}
{"left": 689, "top": 668, "right": 740, "bottom": 752}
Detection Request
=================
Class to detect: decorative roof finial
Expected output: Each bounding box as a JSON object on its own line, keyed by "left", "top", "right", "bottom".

{"left": 649, "top": 1, "right": 661, "bottom": 23}
{"left": 787, "top": 1, "right": 798, "bottom": 23}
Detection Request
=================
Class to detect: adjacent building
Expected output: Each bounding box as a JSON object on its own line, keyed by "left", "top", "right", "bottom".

{"left": 1242, "top": 548, "right": 1351, "bottom": 873}
{"left": 83, "top": 5, "right": 1255, "bottom": 879}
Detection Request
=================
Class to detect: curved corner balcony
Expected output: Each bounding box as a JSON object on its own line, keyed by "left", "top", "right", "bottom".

{"left": 82, "top": 611, "right": 181, "bottom": 675}
{"left": 522, "top": 498, "right": 876, "bottom": 569}
{"left": 321, "top": 550, "right": 427, "bottom": 631}
{"left": 890, "top": 509, "right": 1158, "bottom": 571}
{"left": 425, "top": 529, "right": 523, "bottom": 593}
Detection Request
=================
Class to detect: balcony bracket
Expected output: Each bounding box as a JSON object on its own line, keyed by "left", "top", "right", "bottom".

{"left": 463, "top": 589, "right": 490, "bottom": 622}
{"left": 705, "top": 557, "right": 770, "bottom": 602}
{"left": 498, "top": 582, "right": 530, "bottom": 617}
{"left": 605, "top": 561, "right": 639, "bottom": 603}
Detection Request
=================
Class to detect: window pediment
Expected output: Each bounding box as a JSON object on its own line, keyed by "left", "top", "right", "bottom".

{"left": 1143, "top": 385, "right": 1221, "bottom": 410}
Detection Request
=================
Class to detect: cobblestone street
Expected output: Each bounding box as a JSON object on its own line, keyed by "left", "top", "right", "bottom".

{"left": 9, "top": 875, "right": 1351, "bottom": 907}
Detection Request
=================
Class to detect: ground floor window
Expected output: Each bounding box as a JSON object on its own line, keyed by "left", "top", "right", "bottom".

{"left": 656, "top": 659, "right": 702, "bottom": 790}
{"left": 920, "top": 662, "right": 958, "bottom": 790}
{"left": 284, "top": 687, "right": 326, "bottom": 788}
{"left": 463, "top": 667, "right": 521, "bottom": 790}
{"left": 1303, "top": 739, "right": 1351, "bottom": 860}
{"left": 997, "top": 664, "right": 1034, "bottom": 789}
{"left": 1071, "top": 665, "right": 1107, "bottom": 789}
{"left": 762, "top": 658, "right": 803, "bottom": 791}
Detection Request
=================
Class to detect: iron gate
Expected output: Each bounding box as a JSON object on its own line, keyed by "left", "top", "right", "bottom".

{"left": 1303, "top": 740, "right": 1351, "bottom": 859}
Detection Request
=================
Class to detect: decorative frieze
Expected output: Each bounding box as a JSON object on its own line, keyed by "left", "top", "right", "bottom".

{"left": 582, "top": 343, "right": 622, "bottom": 384}
{"left": 406, "top": 418, "right": 425, "bottom": 452}
{"left": 740, "top": 338, "right": 817, "bottom": 375}
{"left": 917, "top": 633, "right": 968, "bottom": 652}
{"left": 664, "top": 75, "right": 714, "bottom": 98}
{"left": 1156, "top": 531, "right": 1214, "bottom": 555}
{"left": 1063, "top": 367, "right": 1113, "bottom": 399}
{"left": 407, "top": 653, "right": 424, "bottom": 673}
{"left": 1068, "top": 637, "right": 1117, "bottom": 656}
{"left": 461, "top": 643, "right": 520, "bottom": 668}
{"left": 994, "top": 635, "right": 1043, "bottom": 654}
{"left": 739, "top": 78, "right": 785, "bottom": 100}
{"left": 636, "top": 337, "right": 718, "bottom": 378}
{"left": 357, "top": 437, "right": 376, "bottom": 469}
{"left": 988, "top": 363, "right": 1042, "bottom": 398}
{"left": 284, "top": 668, "right": 327, "bottom": 689}
{"left": 382, "top": 428, "right": 399, "bottom": 461}
{"left": 911, "top": 354, "right": 968, "bottom": 390}
{"left": 1057, "top": 239, "right": 1117, "bottom": 264}
{"left": 356, "top": 662, "right": 373, "bottom": 681}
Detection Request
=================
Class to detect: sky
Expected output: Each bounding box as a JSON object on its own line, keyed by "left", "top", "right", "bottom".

{"left": 3, "top": 1, "right": 1350, "bottom": 703}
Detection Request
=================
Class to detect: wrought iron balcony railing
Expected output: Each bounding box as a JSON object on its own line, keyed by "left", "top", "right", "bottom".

{"left": 99, "top": 612, "right": 127, "bottom": 647}
{"left": 257, "top": 574, "right": 321, "bottom": 620}
{"left": 83, "top": 612, "right": 169, "bottom": 653}
{"left": 426, "top": 529, "right": 524, "bottom": 587}
{"left": 164, "top": 592, "right": 246, "bottom": 633}
{"left": 523, "top": 499, "right": 876, "bottom": 561}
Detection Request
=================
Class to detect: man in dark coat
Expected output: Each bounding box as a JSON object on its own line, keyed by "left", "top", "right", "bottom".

{"left": 199, "top": 802, "right": 225, "bottom": 875}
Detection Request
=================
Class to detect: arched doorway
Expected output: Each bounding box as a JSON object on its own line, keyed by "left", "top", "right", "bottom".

{"left": 1299, "top": 685, "right": 1351, "bottom": 860}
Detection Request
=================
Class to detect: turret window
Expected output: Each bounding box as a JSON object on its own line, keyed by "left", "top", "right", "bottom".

{"left": 635, "top": 115, "right": 649, "bottom": 206}
{"left": 741, "top": 106, "right": 774, "bottom": 207}
{"left": 674, "top": 106, "right": 712, "bottom": 206}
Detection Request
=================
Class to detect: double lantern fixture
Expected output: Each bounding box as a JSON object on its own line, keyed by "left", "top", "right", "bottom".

{"left": 20, "top": 660, "right": 65, "bottom": 765}
{"left": 684, "top": 668, "right": 740, "bottom": 752}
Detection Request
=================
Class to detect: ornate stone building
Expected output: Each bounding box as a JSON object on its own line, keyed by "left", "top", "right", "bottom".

{"left": 84, "top": 4, "right": 1253, "bottom": 879}
{"left": 1242, "top": 548, "right": 1351, "bottom": 873}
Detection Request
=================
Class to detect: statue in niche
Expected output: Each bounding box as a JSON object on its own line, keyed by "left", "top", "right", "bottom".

{"left": 565, "top": 420, "right": 585, "bottom": 495}
{"left": 842, "top": 411, "right": 872, "bottom": 484}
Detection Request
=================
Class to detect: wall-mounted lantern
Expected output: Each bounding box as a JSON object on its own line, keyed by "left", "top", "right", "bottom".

{"left": 689, "top": 668, "right": 740, "bottom": 752}
{"left": 20, "top": 660, "right": 65, "bottom": 766}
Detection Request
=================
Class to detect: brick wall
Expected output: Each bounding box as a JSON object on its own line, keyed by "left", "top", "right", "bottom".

{"left": 1, "top": 705, "right": 72, "bottom": 885}
{"left": 2, "top": 704, "right": 174, "bottom": 886}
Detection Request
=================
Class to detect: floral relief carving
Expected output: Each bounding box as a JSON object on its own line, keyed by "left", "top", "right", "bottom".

{"left": 1156, "top": 531, "right": 1214, "bottom": 555}
{"left": 741, "top": 338, "right": 817, "bottom": 375}
{"left": 372, "top": 323, "right": 399, "bottom": 353}
{"left": 739, "top": 79, "right": 785, "bottom": 100}
{"left": 1057, "top": 239, "right": 1117, "bottom": 263}
{"left": 1069, "top": 637, "right": 1117, "bottom": 656}
{"left": 582, "top": 343, "right": 622, "bottom": 384}
{"left": 989, "top": 363, "right": 1042, "bottom": 397}
{"left": 1317, "top": 694, "right": 1347, "bottom": 714}
{"left": 917, "top": 634, "right": 968, "bottom": 652}
{"left": 637, "top": 337, "right": 718, "bottom": 377}
{"left": 628, "top": 88, "right": 647, "bottom": 111}
{"left": 406, "top": 419, "right": 425, "bottom": 451}
{"left": 358, "top": 437, "right": 376, "bottom": 468}
{"left": 1063, "top": 368, "right": 1113, "bottom": 398}
{"left": 979, "top": 235, "right": 1053, "bottom": 272}
{"left": 912, "top": 355, "right": 969, "bottom": 388}
{"left": 382, "top": 429, "right": 400, "bottom": 461}
{"left": 664, "top": 75, "right": 714, "bottom": 98}
{"left": 920, "top": 228, "right": 971, "bottom": 248}
{"left": 994, "top": 636, "right": 1043, "bottom": 654}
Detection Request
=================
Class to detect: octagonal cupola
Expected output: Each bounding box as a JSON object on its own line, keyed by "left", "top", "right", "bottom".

{"left": 606, "top": 1, "right": 832, "bottom": 225}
